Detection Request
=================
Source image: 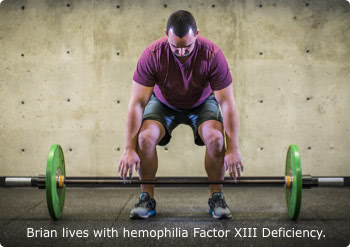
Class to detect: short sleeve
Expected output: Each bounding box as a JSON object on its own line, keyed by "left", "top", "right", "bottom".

{"left": 208, "top": 49, "right": 232, "bottom": 91}
{"left": 133, "top": 48, "right": 157, "bottom": 87}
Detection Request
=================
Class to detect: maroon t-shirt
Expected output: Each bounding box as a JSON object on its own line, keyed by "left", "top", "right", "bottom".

{"left": 133, "top": 35, "right": 232, "bottom": 109}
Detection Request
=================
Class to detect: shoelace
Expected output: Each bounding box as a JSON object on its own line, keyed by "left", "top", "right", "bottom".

{"left": 135, "top": 199, "right": 155, "bottom": 209}
{"left": 215, "top": 199, "right": 228, "bottom": 208}
{"left": 210, "top": 198, "right": 227, "bottom": 209}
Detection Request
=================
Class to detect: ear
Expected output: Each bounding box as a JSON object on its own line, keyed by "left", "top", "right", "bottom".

{"left": 196, "top": 29, "right": 200, "bottom": 36}
{"left": 164, "top": 29, "right": 168, "bottom": 36}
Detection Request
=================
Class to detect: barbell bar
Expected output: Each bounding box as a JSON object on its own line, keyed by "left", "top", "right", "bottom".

{"left": 2, "top": 176, "right": 347, "bottom": 188}
{"left": 0, "top": 144, "right": 349, "bottom": 221}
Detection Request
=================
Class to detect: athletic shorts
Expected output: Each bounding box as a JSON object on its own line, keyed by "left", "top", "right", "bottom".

{"left": 142, "top": 93, "right": 224, "bottom": 146}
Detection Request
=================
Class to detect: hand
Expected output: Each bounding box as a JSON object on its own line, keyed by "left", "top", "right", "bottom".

{"left": 118, "top": 149, "right": 140, "bottom": 182}
{"left": 224, "top": 149, "right": 244, "bottom": 181}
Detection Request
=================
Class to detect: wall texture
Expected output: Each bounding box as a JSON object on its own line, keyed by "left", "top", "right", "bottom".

{"left": 0, "top": 0, "right": 349, "bottom": 177}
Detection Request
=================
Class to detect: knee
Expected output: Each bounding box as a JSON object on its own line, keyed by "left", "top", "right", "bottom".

{"left": 204, "top": 130, "right": 224, "bottom": 154}
{"left": 138, "top": 129, "right": 159, "bottom": 151}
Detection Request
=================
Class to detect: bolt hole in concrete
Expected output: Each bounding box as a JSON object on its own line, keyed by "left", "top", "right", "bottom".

{"left": 212, "top": 4, "right": 215, "bottom": 8}
{"left": 164, "top": 4, "right": 167, "bottom": 8}
{"left": 307, "top": 97, "right": 312, "bottom": 101}
{"left": 117, "top": 148, "right": 120, "bottom": 151}
{"left": 306, "top": 50, "right": 310, "bottom": 53}
{"left": 69, "top": 148, "right": 73, "bottom": 152}
{"left": 21, "top": 5, "right": 25, "bottom": 10}
{"left": 21, "top": 54, "right": 24, "bottom": 57}
{"left": 259, "top": 4, "right": 263, "bottom": 7}
{"left": 117, "top": 100, "right": 120, "bottom": 104}
{"left": 306, "top": 3, "right": 309, "bottom": 7}
{"left": 259, "top": 100, "right": 263, "bottom": 103}
{"left": 67, "top": 51, "right": 70, "bottom": 54}
{"left": 308, "top": 147, "right": 312, "bottom": 150}
{"left": 21, "top": 149, "right": 25, "bottom": 152}
{"left": 116, "top": 5, "right": 120, "bottom": 8}
{"left": 260, "top": 147, "right": 264, "bottom": 151}
{"left": 67, "top": 3, "right": 70, "bottom": 7}
{"left": 116, "top": 52, "right": 120, "bottom": 56}
{"left": 260, "top": 52, "right": 263, "bottom": 55}
{"left": 21, "top": 101, "right": 25, "bottom": 104}
{"left": 67, "top": 98, "right": 70, "bottom": 102}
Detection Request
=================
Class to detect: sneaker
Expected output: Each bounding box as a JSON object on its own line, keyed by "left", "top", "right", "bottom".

{"left": 208, "top": 192, "right": 232, "bottom": 219}
{"left": 130, "top": 192, "right": 156, "bottom": 219}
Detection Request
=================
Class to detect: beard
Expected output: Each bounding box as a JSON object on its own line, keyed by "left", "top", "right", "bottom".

{"left": 174, "top": 50, "right": 193, "bottom": 57}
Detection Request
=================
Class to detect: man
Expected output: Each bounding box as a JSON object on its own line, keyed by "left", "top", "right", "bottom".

{"left": 119, "top": 10, "right": 243, "bottom": 219}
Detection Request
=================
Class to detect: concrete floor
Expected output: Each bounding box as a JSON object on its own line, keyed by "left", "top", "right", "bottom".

{"left": 0, "top": 187, "right": 349, "bottom": 247}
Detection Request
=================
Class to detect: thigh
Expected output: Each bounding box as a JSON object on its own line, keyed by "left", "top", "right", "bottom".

{"left": 186, "top": 94, "right": 224, "bottom": 146}
{"left": 139, "top": 119, "right": 166, "bottom": 145}
{"left": 142, "top": 94, "right": 182, "bottom": 146}
{"left": 198, "top": 120, "right": 224, "bottom": 146}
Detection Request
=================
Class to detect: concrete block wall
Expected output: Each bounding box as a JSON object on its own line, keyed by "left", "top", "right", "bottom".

{"left": 0, "top": 0, "right": 349, "bottom": 177}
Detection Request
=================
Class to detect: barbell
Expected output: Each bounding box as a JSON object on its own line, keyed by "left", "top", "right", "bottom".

{"left": 0, "top": 144, "right": 349, "bottom": 221}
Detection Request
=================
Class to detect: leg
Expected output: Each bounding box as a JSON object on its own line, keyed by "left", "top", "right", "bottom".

{"left": 137, "top": 120, "right": 166, "bottom": 198}
{"left": 198, "top": 120, "right": 225, "bottom": 196}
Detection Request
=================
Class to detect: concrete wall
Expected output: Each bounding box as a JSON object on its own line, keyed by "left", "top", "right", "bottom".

{"left": 0, "top": 0, "right": 349, "bottom": 177}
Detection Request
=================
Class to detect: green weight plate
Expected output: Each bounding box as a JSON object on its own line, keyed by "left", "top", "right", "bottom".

{"left": 285, "top": 144, "right": 302, "bottom": 220}
{"left": 46, "top": 144, "right": 66, "bottom": 220}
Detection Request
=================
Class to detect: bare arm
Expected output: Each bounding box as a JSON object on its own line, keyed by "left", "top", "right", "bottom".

{"left": 119, "top": 81, "right": 153, "bottom": 179}
{"left": 213, "top": 84, "right": 239, "bottom": 152}
{"left": 125, "top": 81, "right": 154, "bottom": 150}
{"left": 213, "top": 84, "right": 243, "bottom": 179}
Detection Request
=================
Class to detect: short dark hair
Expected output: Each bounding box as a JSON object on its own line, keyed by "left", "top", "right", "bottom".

{"left": 166, "top": 10, "right": 197, "bottom": 38}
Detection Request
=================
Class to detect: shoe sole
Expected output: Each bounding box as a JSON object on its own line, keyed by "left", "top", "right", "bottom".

{"left": 210, "top": 209, "right": 232, "bottom": 219}
{"left": 130, "top": 210, "right": 156, "bottom": 219}
{"left": 211, "top": 212, "right": 232, "bottom": 219}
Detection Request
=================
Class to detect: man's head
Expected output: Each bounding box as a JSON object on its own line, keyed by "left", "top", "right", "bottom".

{"left": 165, "top": 10, "right": 199, "bottom": 57}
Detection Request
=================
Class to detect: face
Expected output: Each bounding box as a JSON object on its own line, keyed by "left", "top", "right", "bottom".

{"left": 166, "top": 28, "right": 199, "bottom": 57}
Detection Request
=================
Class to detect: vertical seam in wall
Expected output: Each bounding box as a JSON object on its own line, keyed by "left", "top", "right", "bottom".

{"left": 92, "top": 0, "right": 95, "bottom": 62}
{"left": 92, "top": 0, "right": 97, "bottom": 177}
{"left": 234, "top": 0, "right": 239, "bottom": 63}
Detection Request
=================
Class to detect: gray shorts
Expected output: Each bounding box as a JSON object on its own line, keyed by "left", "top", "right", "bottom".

{"left": 142, "top": 94, "right": 224, "bottom": 146}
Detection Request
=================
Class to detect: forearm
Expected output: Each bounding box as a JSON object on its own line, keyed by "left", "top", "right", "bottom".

{"left": 220, "top": 101, "right": 239, "bottom": 152}
{"left": 124, "top": 102, "right": 145, "bottom": 151}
